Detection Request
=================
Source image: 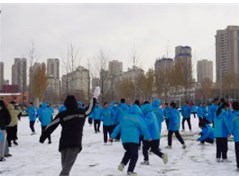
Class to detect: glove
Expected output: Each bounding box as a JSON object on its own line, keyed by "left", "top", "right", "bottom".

{"left": 93, "top": 86, "right": 101, "bottom": 99}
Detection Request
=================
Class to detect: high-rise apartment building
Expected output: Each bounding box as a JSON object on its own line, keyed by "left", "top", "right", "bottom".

{"left": 174, "top": 46, "right": 192, "bottom": 81}
{"left": 12, "top": 58, "right": 27, "bottom": 92}
{"left": 216, "top": 25, "right": 239, "bottom": 82}
{"left": 46, "top": 58, "right": 60, "bottom": 103}
{"left": 154, "top": 57, "right": 174, "bottom": 73}
{"left": 108, "top": 60, "right": 123, "bottom": 76}
{"left": 197, "top": 59, "right": 213, "bottom": 83}
{"left": 47, "top": 58, "right": 59, "bottom": 79}
{"left": 0, "top": 62, "right": 3, "bottom": 91}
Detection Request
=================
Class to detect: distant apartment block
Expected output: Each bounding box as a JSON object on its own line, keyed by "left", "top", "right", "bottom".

{"left": 216, "top": 25, "right": 239, "bottom": 82}
{"left": 197, "top": 59, "right": 213, "bottom": 83}
{"left": 12, "top": 58, "right": 27, "bottom": 92}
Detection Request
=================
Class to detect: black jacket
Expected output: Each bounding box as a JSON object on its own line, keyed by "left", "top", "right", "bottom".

{"left": 40, "top": 98, "right": 96, "bottom": 152}
{"left": 0, "top": 109, "right": 11, "bottom": 130}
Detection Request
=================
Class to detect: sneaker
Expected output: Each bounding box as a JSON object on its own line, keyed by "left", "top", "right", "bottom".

{"left": 162, "top": 153, "right": 168, "bottom": 164}
{"left": 13, "top": 141, "right": 18, "bottom": 145}
{"left": 118, "top": 163, "right": 125, "bottom": 172}
{"left": 127, "top": 171, "right": 137, "bottom": 176}
{"left": 236, "top": 168, "right": 239, "bottom": 172}
{"left": 182, "top": 144, "right": 186, "bottom": 149}
{"left": 181, "top": 129, "right": 185, "bottom": 132}
{"left": 0, "top": 157, "right": 6, "bottom": 162}
{"left": 221, "top": 159, "right": 231, "bottom": 163}
{"left": 31, "top": 132, "right": 36, "bottom": 135}
{"left": 48, "top": 141, "right": 52, "bottom": 144}
{"left": 216, "top": 158, "right": 221, "bottom": 163}
{"left": 4, "top": 154, "right": 12, "bottom": 157}
{"left": 165, "top": 145, "right": 172, "bottom": 149}
{"left": 140, "top": 160, "right": 149, "bottom": 165}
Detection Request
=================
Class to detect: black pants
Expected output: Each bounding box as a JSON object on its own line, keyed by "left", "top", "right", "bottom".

{"left": 200, "top": 137, "right": 214, "bottom": 144}
{"left": 94, "top": 119, "right": 101, "bottom": 132}
{"left": 30, "top": 121, "right": 35, "bottom": 132}
{"left": 103, "top": 125, "right": 114, "bottom": 143}
{"left": 142, "top": 140, "right": 163, "bottom": 161}
{"left": 165, "top": 118, "right": 169, "bottom": 129}
{"left": 168, "top": 130, "right": 185, "bottom": 146}
{"left": 216, "top": 137, "right": 228, "bottom": 159}
{"left": 182, "top": 117, "right": 191, "bottom": 131}
{"left": 88, "top": 117, "right": 93, "bottom": 125}
{"left": 41, "top": 126, "right": 51, "bottom": 143}
{"left": 192, "top": 112, "right": 196, "bottom": 118}
{"left": 121, "top": 143, "right": 139, "bottom": 173}
{"left": 7, "top": 125, "right": 18, "bottom": 145}
{"left": 235, "top": 142, "right": 239, "bottom": 168}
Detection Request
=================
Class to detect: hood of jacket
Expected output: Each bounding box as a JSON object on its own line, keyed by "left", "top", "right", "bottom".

{"left": 40, "top": 103, "right": 48, "bottom": 109}
{"left": 129, "top": 104, "right": 143, "bottom": 116}
{"left": 141, "top": 103, "right": 153, "bottom": 115}
{"left": 152, "top": 99, "right": 161, "bottom": 108}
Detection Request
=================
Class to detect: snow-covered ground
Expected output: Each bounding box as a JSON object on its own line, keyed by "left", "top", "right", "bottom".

{"left": 0, "top": 113, "right": 238, "bottom": 176}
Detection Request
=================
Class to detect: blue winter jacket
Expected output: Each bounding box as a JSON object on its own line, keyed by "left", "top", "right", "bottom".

{"left": 101, "top": 107, "right": 115, "bottom": 126}
{"left": 91, "top": 104, "right": 102, "bottom": 120}
{"left": 181, "top": 104, "right": 191, "bottom": 118}
{"left": 191, "top": 105, "right": 197, "bottom": 113}
{"left": 58, "top": 105, "right": 66, "bottom": 113}
{"left": 207, "top": 104, "right": 218, "bottom": 123}
{"left": 163, "top": 106, "right": 171, "bottom": 119}
{"left": 214, "top": 109, "right": 232, "bottom": 138}
{"left": 197, "top": 105, "right": 207, "bottom": 118}
{"left": 152, "top": 99, "right": 164, "bottom": 133}
{"left": 27, "top": 106, "right": 37, "bottom": 121}
{"left": 141, "top": 103, "right": 160, "bottom": 140}
{"left": 232, "top": 111, "right": 239, "bottom": 142}
{"left": 168, "top": 108, "right": 180, "bottom": 131}
{"left": 38, "top": 103, "right": 54, "bottom": 127}
{"left": 197, "top": 124, "right": 215, "bottom": 142}
{"left": 111, "top": 105, "right": 151, "bottom": 144}
{"left": 115, "top": 103, "right": 130, "bottom": 123}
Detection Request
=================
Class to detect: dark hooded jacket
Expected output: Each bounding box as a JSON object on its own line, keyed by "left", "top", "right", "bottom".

{"left": 40, "top": 96, "right": 96, "bottom": 152}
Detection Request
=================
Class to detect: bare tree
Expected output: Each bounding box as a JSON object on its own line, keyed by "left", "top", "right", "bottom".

{"left": 61, "top": 43, "right": 81, "bottom": 97}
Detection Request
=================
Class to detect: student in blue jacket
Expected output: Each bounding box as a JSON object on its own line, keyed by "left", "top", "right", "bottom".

{"left": 101, "top": 102, "right": 115, "bottom": 144}
{"left": 163, "top": 103, "right": 171, "bottom": 129}
{"left": 214, "top": 101, "right": 231, "bottom": 163}
{"left": 91, "top": 102, "right": 102, "bottom": 133}
{"left": 38, "top": 103, "right": 54, "bottom": 144}
{"left": 26, "top": 102, "right": 37, "bottom": 135}
{"left": 197, "top": 121, "right": 214, "bottom": 144}
{"left": 231, "top": 101, "right": 239, "bottom": 170}
{"left": 166, "top": 102, "right": 186, "bottom": 149}
{"left": 152, "top": 99, "right": 164, "bottom": 134}
{"left": 181, "top": 101, "right": 192, "bottom": 131}
{"left": 197, "top": 102, "right": 207, "bottom": 126}
{"left": 110, "top": 104, "right": 151, "bottom": 176}
{"left": 140, "top": 102, "right": 168, "bottom": 166}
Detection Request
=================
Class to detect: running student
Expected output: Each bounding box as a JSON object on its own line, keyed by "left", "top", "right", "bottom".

{"left": 39, "top": 87, "right": 100, "bottom": 176}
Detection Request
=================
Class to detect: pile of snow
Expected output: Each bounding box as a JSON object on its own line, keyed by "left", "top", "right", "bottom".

{"left": 0, "top": 114, "right": 238, "bottom": 176}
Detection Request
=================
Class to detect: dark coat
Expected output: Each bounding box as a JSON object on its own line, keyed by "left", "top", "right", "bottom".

{"left": 0, "top": 109, "right": 11, "bottom": 130}
{"left": 40, "top": 98, "right": 96, "bottom": 151}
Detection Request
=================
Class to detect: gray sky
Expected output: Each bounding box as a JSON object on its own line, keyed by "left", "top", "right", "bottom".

{"left": 0, "top": 3, "right": 239, "bottom": 82}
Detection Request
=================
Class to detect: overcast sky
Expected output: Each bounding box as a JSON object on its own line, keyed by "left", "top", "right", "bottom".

{"left": 0, "top": 3, "right": 239, "bottom": 82}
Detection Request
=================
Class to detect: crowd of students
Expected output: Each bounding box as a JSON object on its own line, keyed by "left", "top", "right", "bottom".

{"left": 1, "top": 93, "right": 239, "bottom": 175}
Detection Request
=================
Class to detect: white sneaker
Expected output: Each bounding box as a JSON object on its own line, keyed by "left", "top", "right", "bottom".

{"left": 127, "top": 171, "right": 137, "bottom": 176}
{"left": 165, "top": 146, "right": 172, "bottom": 149}
{"left": 140, "top": 160, "right": 149, "bottom": 165}
{"left": 221, "top": 159, "right": 231, "bottom": 163}
{"left": 182, "top": 144, "right": 186, "bottom": 149}
{"left": 162, "top": 153, "right": 168, "bottom": 164}
{"left": 31, "top": 132, "right": 36, "bottom": 135}
{"left": 118, "top": 163, "right": 125, "bottom": 171}
{"left": 216, "top": 158, "right": 221, "bottom": 163}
